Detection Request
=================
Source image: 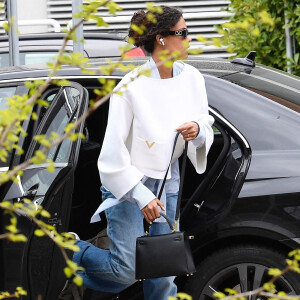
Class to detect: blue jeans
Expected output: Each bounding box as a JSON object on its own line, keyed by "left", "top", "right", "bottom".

{"left": 73, "top": 191, "right": 178, "bottom": 300}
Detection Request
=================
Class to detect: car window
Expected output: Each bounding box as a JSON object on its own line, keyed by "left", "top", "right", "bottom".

{"left": 24, "top": 52, "right": 57, "bottom": 65}
{"left": 0, "top": 52, "right": 57, "bottom": 67}
{"left": 35, "top": 87, "right": 79, "bottom": 163}
{"left": 0, "top": 53, "right": 9, "bottom": 68}
{"left": 246, "top": 87, "right": 300, "bottom": 113}
{"left": 222, "top": 66, "right": 300, "bottom": 113}
{"left": 0, "top": 86, "right": 17, "bottom": 110}
{"left": 205, "top": 74, "right": 300, "bottom": 152}
{"left": 0, "top": 86, "right": 18, "bottom": 168}
{"left": 44, "top": 87, "right": 79, "bottom": 106}
{"left": 37, "top": 87, "right": 79, "bottom": 127}
{"left": 41, "top": 104, "right": 72, "bottom": 162}
{"left": 45, "top": 92, "right": 57, "bottom": 104}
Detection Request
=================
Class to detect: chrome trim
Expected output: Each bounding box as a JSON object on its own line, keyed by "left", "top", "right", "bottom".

{"left": 209, "top": 107, "right": 250, "bottom": 148}
{"left": 64, "top": 88, "right": 72, "bottom": 113}
{"left": 209, "top": 285, "right": 218, "bottom": 293}
{"left": 24, "top": 162, "right": 68, "bottom": 170}
{"left": 0, "top": 75, "right": 123, "bottom": 84}
{"left": 34, "top": 197, "right": 44, "bottom": 210}
{"left": 17, "top": 175, "right": 24, "bottom": 195}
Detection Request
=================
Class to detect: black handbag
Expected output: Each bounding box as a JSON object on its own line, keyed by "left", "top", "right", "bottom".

{"left": 135, "top": 132, "right": 196, "bottom": 280}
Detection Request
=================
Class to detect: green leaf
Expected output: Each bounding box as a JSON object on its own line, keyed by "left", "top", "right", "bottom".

{"left": 31, "top": 112, "right": 38, "bottom": 120}
{"left": 176, "top": 293, "right": 192, "bottom": 300}
{"left": 96, "top": 17, "right": 108, "bottom": 27}
{"left": 52, "top": 79, "right": 71, "bottom": 86}
{"left": 188, "top": 48, "right": 203, "bottom": 55}
{"left": 69, "top": 133, "right": 78, "bottom": 141}
{"left": 146, "top": 12, "right": 157, "bottom": 24}
{"left": 30, "top": 150, "right": 47, "bottom": 165}
{"left": 213, "top": 292, "right": 226, "bottom": 299}
{"left": 6, "top": 224, "right": 18, "bottom": 233}
{"left": 10, "top": 234, "right": 27, "bottom": 242}
{"left": 2, "top": 22, "right": 10, "bottom": 32}
{"left": 65, "top": 123, "right": 75, "bottom": 133}
{"left": 66, "top": 244, "right": 80, "bottom": 252}
{"left": 73, "top": 276, "right": 83, "bottom": 286}
{"left": 268, "top": 268, "right": 282, "bottom": 276}
{"left": 263, "top": 282, "right": 276, "bottom": 293}
{"left": 127, "top": 37, "right": 135, "bottom": 45}
{"left": 64, "top": 267, "right": 73, "bottom": 278}
{"left": 163, "top": 61, "right": 173, "bottom": 68}
{"left": 34, "top": 229, "right": 45, "bottom": 237}
{"left": 224, "top": 288, "right": 237, "bottom": 295}
{"left": 1, "top": 201, "right": 11, "bottom": 208}
{"left": 196, "top": 35, "right": 207, "bottom": 42}
{"left": 294, "top": 53, "right": 299, "bottom": 64}
{"left": 130, "top": 24, "right": 146, "bottom": 35}
{"left": 252, "top": 28, "right": 260, "bottom": 37}
{"left": 66, "top": 259, "right": 78, "bottom": 270}
{"left": 46, "top": 160, "right": 55, "bottom": 173}
{"left": 40, "top": 210, "right": 51, "bottom": 218}
{"left": 16, "top": 287, "right": 27, "bottom": 295}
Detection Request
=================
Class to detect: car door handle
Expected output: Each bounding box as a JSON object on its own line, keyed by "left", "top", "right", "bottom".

{"left": 33, "top": 196, "right": 44, "bottom": 210}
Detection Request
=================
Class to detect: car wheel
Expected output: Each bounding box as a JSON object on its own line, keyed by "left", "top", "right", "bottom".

{"left": 182, "top": 245, "right": 300, "bottom": 300}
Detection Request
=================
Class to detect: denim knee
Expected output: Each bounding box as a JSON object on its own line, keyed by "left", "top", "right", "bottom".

{"left": 112, "top": 258, "right": 136, "bottom": 286}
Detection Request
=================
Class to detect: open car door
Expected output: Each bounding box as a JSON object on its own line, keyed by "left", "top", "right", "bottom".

{"left": 181, "top": 107, "right": 251, "bottom": 234}
{"left": 2, "top": 82, "right": 88, "bottom": 299}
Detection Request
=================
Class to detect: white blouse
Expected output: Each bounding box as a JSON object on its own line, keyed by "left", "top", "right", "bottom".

{"left": 91, "top": 58, "right": 213, "bottom": 222}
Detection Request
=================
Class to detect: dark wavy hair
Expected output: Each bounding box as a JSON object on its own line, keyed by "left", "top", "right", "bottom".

{"left": 128, "top": 6, "right": 182, "bottom": 53}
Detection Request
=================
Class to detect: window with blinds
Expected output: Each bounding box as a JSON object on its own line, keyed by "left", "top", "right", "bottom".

{"left": 0, "top": 0, "right": 7, "bottom": 35}
{"left": 0, "top": 0, "right": 232, "bottom": 57}
{"left": 47, "top": 0, "right": 231, "bottom": 57}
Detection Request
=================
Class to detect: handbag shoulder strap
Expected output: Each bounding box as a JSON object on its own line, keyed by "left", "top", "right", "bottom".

{"left": 157, "top": 132, "right": 188, "bottom": 222}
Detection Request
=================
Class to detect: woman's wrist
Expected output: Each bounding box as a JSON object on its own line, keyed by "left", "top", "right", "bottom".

{"left": 191, "top": 121, "right": 200, "bottom": 136}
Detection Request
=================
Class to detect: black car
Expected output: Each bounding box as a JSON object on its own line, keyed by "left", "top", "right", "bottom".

{"left": 0, "top": 53, "right": 300, "bottom": 300}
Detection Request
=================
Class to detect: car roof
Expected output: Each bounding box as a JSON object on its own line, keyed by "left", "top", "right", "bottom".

{"left": 0, "top": 32, "right": 127, "bottom": 42}
{"left": 0, "top": 56, "right": 246, "bottom": 79}
{"left": 0, "top": 56, "right": 299, "bottom": 109}
{"left": 0, "top": 55, "right": 296, "bottom": 80}
{"left": 0, "top": 33, "right": 130, "bottom": 58}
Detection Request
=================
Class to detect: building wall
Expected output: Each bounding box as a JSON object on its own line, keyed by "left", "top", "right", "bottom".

{"left": 17, "top": 0, "right": 48, "bottom": 33}
{"left": 0, "top": 0, "right": 231, "bottom": 57}
{"left": 47, "top": 0, "right": 231, "bottom": 57}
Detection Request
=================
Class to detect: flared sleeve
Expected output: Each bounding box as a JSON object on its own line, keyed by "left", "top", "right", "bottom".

{"left": 98, "top": 92, "right": 144, "bottom": 200}
{"left": 187, "top": 74, "right": 215, "bottom": 173}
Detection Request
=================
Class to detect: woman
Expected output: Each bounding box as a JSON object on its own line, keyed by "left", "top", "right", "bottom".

{"left": 73, "top": 6, "right": 214, "bottom": 300}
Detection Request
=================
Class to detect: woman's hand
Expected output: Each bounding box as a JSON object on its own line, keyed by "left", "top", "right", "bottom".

{"left": 176, "top": 121, "right": 199, "bottom": 141}
{"left": 141, "top": 198, "right": 165, "bottom": 224}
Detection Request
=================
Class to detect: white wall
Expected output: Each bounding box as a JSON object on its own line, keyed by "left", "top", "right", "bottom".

{"left": 17, "top": 0, "right": 48, "bottom": 33}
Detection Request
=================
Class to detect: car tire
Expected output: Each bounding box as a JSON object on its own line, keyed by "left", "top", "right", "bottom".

{"left": 182, "top": 244, "right": 300, "bottom": 300}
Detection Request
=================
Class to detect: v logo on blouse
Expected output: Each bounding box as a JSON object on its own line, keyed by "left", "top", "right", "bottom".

{"left": 145, "top": 141, "right": 155, "bottom": 149}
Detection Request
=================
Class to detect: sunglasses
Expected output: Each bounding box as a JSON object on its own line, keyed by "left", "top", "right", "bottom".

{"left": 167, "top": 29, "right": 189, "bottom": 39}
